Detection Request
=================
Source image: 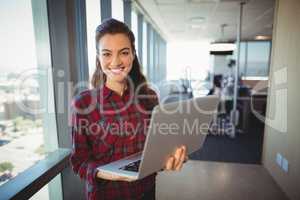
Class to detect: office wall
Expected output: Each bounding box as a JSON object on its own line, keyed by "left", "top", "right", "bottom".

{"left": 262, "top": 1, "right": 300, "bottom": 200}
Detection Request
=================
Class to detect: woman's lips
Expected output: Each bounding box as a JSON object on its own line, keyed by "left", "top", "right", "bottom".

{"left": 109, "top": 67, "right": 125, "bottom": 75}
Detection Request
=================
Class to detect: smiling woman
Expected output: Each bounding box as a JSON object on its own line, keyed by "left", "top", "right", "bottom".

{"left": 70, "top": 18, "right": 187, "bottom": 200}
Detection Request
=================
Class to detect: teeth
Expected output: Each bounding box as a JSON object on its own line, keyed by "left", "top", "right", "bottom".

{"left": 111, "top": 68, "right": 123, "bottom": 71}
{"left": 110, "top": 68, "right": 124, "bottom": 74}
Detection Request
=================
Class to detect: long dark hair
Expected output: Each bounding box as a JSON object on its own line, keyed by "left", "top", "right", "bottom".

{"left": 91, "top": 18, "right": 157, "bottom": 109}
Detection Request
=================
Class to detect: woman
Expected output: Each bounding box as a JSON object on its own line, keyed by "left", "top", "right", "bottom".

{"left": 70, "top": 18, "right": 186, "bottom": 200}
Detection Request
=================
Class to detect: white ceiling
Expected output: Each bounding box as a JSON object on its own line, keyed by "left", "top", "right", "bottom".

{"left": 136, "top": 0, "right": 275, "bottom": 42}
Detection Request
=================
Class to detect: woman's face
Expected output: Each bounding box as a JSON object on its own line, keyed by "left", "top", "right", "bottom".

{"left": 98, "top": 33, "right": 134, "bottom": 84}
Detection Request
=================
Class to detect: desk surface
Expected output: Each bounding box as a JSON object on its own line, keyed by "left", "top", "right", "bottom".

{"left": 156, "top": 160, "right": 288, "bottom": 200}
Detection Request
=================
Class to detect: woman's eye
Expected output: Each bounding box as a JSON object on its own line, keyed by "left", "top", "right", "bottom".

{"left": 122, "top": 51, "right": 129, "bottom": 55}
{"left": 102, "top": 53, "right": 111, "bottom": 57}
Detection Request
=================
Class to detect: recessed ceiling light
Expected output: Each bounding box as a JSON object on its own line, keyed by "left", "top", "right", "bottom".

{"left": 255, "top": 35, "right": 271, "bottom": 40}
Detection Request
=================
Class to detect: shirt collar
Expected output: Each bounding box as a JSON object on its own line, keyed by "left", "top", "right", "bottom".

{"left": 101, "top": 83, "right": 132, "bottom": 100}
{"left": 100, "top": 84, "right": 113, "bottom": 100}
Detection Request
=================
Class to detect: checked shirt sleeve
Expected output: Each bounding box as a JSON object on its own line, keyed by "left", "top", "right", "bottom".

{"left": 69, "top": 96, "right": 98, "bottom": 184}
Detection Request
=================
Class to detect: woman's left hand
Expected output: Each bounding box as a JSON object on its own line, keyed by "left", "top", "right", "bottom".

{"left": 164, "top": 145, "right": 188, "bottom": 171}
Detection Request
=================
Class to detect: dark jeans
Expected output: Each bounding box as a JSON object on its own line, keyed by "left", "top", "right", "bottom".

{"left": 141, "top": 186, "right": 156, "bottom": 200}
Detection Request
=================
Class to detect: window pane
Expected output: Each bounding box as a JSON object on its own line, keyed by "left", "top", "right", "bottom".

{"left": 131, "top": 10, "right": 138, "bottom": 57}
{"left": 247, "top": 41, "right": 271, "bottom": 77}
{"left": 112, "top": 0, "right": 124, "bottom": 22}
{"left": 0, "top": 1, "right": 55, "bottom": 195}
{"left": 232, "top": 42, "right": 246, "bottom": 76}
{"left": 148, "top": 25, "right": 154, "bottom": 81}
{"left": 142, "top": 21, "right": 148, "bottom": 75}
{"left": 29, "top": 183, "right": 49, "bottom": 200}
{"left": 29, "top": 173, "right": 61, "bottom": 200}
{"left": 239, "top": 42, "right": 247, "bottom": 76}
{"left": 86, "top": 0, "right": 101, "bottom": 82}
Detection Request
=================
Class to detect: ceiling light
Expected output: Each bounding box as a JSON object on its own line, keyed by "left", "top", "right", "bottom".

{"left": 210, "top": 42, "right": 236, "bottom": 51}
{"left": 209, "top": 43, "right": 236, "bottom": 55}
{"left": 255, "top": 35, "right": 271, "bottom": 40}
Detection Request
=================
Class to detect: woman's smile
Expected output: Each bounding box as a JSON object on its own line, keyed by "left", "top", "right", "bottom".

{"left": 108, "top": 66, "right": 126, "bottom": 75}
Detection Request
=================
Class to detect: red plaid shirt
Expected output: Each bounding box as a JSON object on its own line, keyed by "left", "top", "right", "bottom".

{"left": 70, "top": 84, "right": 158, "bottom": 200}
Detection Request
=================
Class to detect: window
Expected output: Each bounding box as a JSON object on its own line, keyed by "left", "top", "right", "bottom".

{"left": 232, "top": 41, "right": 271, "bottom": 78}
{"left": 142, "top": 21, "right": 148, "bottom": 75}
{"left": 112, "top": 0, "right": 124, "bottom": 22}
{"left": 86, "top": 0, "right": 101, "bottom": 82}
{"left": 131, "top": 10, "right": 138, "bottom": 57}
{"left": 29, "top": 173, "right": 61, "bottom": 200}
{"left": 247, "top": 41, "right": 271, "bottom": 77}
{"left": 167, "top": 42, "right": 211, "bottom": 81}
{"left": 236, "top": 42, "right": 247, "bottom": 76}
{"left": 0, "top": 1, "right": 57, "bottom": 199}
{"left": 148, "top": 24, "right": 154, "bottom": 81}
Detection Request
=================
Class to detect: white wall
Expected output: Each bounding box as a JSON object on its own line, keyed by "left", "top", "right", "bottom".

{"left": 262, "top": 1, "right": 300, "bottom": 200}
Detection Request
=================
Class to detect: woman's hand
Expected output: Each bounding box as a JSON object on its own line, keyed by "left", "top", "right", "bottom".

{"left": 96, "top": 171, "right": 133, "bottom": 182}
{"left": 164, "top": 145, "right": 188, "bottom": 171}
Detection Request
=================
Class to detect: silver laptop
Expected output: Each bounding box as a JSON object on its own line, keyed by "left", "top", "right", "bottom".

{"left": 97, "top": 95, "right": 219, "bottom": 181}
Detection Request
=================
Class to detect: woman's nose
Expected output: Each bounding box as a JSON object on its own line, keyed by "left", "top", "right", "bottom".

{"left": 110, "top": 55, "right": 121, "bottom": 67}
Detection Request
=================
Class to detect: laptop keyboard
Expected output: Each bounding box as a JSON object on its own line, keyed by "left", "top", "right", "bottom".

{"left": 120, "top": 160, "right": 141, "bottom": 172}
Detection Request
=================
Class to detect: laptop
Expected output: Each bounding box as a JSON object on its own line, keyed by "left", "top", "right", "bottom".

{"left": 97, "top": 95, "right": 219, "bottom": 181}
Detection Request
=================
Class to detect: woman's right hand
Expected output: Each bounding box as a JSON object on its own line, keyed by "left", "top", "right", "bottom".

{"left": 96, "top": 171, "right": 133, "bottom": 182}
